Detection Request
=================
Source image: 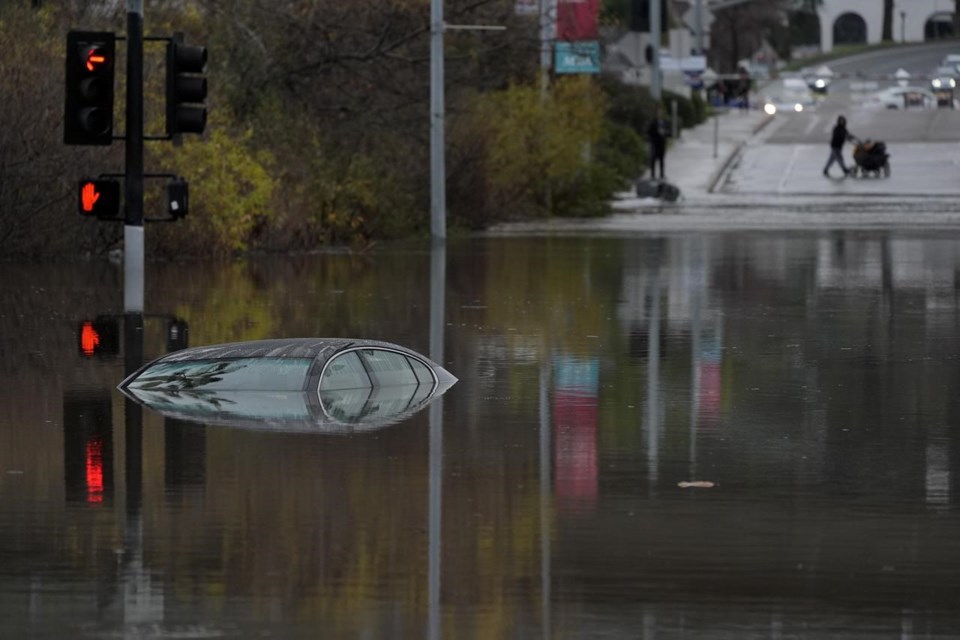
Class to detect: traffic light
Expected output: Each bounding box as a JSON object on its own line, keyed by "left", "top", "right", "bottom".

{"left": 78, "top": 317, "right": 120, "bottom": 358}
{"left": 166, "top": 318, "right": 190, "bottom": 352}
{"left": 64, "top": 31, "right": 116, "bottom": 146}
{"left": 78, "top": 179, "right": 121, "bottom": 218}
{"left": 167, "top": 179, "right": 189, "bottom": 219}
{"left": 166, "top": 36, "right": 208, "bottom": 137}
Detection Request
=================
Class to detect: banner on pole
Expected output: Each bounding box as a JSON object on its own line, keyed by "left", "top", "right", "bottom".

{"left": 556, "top": 0, "right": 599, "bottom": 41}
{"left": 555, "top": 41, "right": 600, "bottom": 74}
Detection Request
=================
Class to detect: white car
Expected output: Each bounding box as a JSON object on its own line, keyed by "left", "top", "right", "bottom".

{"left": 863, "top": 85, "right": 937, "bottom": 109}
{"left": 940, "top": 53, "right": 960, "bottom": 70}
{"left": 762, "top": 78, "right": 817, "bottom": 115}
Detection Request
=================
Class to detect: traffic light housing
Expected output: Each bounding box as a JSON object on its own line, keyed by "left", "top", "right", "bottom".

{"left": 167, "top": 179, "right": 189, "bottom": 219}
{"left": 166, "top": 36, "right": 208, "bottom": 137}
{"left": 64, "top": 31, "right": 116, "bottom": 146}
{"left": 78, "top": 179, "right": 121, "bottom": 219}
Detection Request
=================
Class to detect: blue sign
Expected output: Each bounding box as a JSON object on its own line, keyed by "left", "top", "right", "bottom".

{"left": 555, "top": 41, "right": 601, "bottom": 75}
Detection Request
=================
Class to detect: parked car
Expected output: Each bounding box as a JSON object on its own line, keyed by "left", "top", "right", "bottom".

{"left": 762, "top": 78, "right": 816, "bottom": 115}
{"left": 863, "top": 85, "right": 937, "bottom": 109}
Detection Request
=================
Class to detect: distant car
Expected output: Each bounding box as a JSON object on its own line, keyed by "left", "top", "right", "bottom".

{"left": 929, "top": 65, "right": 959, "bottom": 106}
{"left": 939, "top": 53, "right": 960, "bottom": 70}
{"left": 119, "top": 338, "right": 458, "bottom": 432}
{"left": 762, "top": 78, "right": 816, "bottom": 115}
{"left": 802, "top": 64, "right": 834, "bottom": 94}
{"left": 863, "top": 85, "right": 937, "bottom": 109}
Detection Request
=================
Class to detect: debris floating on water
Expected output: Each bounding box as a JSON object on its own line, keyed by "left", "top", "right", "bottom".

{"left": 678, "top": 480, "right": 715, "bottom": 488}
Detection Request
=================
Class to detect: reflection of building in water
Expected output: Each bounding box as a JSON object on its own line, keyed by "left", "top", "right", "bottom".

{"left": 553, "top": 355, "right": 598, "bottom": 512}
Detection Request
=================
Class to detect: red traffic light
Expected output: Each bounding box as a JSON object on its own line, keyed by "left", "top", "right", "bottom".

{"left": 82, "top": 45, "right": 110, "bottom": 72}
{"left": 78, "top": 179, "right": 121, "bottom": 218}
{"left": 64, "top": 31, "right": 116, "bottom": 146}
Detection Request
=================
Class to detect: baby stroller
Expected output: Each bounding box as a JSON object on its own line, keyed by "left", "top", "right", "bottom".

{"left": 850, "top": 138, "right": 890, "bottom": 178}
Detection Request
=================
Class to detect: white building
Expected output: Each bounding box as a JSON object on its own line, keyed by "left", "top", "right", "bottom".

{"left": 817, "top": 0, "right": 955, "bottom": 52}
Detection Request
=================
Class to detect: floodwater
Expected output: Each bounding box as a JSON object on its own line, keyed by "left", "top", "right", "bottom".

{"left": 4, "top": 229, "right": 960, "bottom": 638}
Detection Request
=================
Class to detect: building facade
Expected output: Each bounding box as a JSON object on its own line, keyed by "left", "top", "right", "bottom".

{"left": 818, "top": 0, "right": 955, "bottom": 52}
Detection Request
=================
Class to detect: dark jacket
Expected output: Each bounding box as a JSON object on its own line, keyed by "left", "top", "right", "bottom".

{"left": 830, "top": 122, "right": 851, "bottom": 149}
{"left": 647, "top": 118, "right": 667, "bottom": 151}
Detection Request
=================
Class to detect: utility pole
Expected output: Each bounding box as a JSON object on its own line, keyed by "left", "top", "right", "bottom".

{"left": 124, "top": 0, "right": 144, "bottom": 313}
{"left": 694, "top": 0, "right": 704, "bottom": 54}
{"left": 429, "top": 0, "right": 445, "bottom": 242}
{"left": 650, "top": 0, "right": 661, "bottom": 99}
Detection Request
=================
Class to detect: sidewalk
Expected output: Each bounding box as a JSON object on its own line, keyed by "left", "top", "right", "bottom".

{"left": 612, "top": 107, "right": 773, "bottom": 207}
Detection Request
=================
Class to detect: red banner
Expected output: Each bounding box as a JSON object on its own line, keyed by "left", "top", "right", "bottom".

{"left": 556, "top": 0, "right": 599, "bottom": 41}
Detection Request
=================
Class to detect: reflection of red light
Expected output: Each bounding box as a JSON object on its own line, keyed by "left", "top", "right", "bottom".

{"left": 85, "top": 438, "right": 104, "bottom": 503}
{"left": 698, "top": 362, "right": 722, "bottom": 429}
{"left": 554, "top": 390, "right": 598, "bottom": 511}
{"left": 80, "top": 322, "right": 100, "bottom": 356}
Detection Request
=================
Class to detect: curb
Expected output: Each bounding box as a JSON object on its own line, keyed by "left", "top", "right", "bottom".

{"left": 706, "top": 114, "right": 774, "bottom": 194}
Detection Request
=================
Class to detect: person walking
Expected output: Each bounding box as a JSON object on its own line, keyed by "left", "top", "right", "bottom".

{"left": 823, "top": 115, "right": 854, "bottom": 177}
{"left": 647, "top": 106, "right": 668, "bottom": 180}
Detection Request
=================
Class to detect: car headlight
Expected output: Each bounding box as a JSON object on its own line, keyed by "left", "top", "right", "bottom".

{"left": 933, "top": 78, "right": 943, "bottom": 88}
{"left": 951, "top": 79, "right": 957, "bottom": 88}
{"left": 814, "top": 79, "right": 826, "bottom": 88}
{"left": 764, "top": 103, "right": 777, "bottom": 115}
{"left": 794, "top": 103, "right": 803, "bottom": 112}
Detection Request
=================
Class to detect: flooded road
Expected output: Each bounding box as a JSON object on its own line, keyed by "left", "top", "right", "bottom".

{"left": 3, "top": 226, "right": 960, "bottom": 637}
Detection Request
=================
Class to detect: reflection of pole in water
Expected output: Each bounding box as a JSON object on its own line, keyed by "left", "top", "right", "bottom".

{"left": 539, "top": 358, "right": 551, "bottom": 639}
{"left": 689, "top": 238, "right": 704, "bottom": 478}
{"left": 646, "top": 271, "right": 661, "bottom": 486}
{"left": 428, "top": 241, "right": 446, "bottom": 640}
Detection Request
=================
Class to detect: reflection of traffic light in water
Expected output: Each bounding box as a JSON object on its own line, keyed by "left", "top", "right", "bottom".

{"left": 64, "top": 392, "right": 113, "bottom": 504}
{"left": 85, "top": 437, "right": 105, "bottom": 503}
{"left": 552, "top": 356, "right": 599, "bottom": 512}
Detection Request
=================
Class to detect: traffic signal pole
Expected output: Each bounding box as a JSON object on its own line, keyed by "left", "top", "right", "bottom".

{"left": 124, "top": 0, "right": 145, "bottom": 313}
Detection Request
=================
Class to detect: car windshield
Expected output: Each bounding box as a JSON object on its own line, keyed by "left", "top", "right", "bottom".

{"left": 126, "top": 357, "right": 314, "bottom": 391}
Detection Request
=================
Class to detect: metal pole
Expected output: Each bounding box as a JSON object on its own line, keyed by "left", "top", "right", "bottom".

{"left": 694, "top": 0, "right": 704, "bottom": 54}
{"left": 430, "top": 0, "right": 446, "bottom": 241}
{"left": 713, "top": 115, "right": 718, "bottom": 159}
{"left": 650, "top": 0, "right": 661, "bottom": 99}
{"left": 539, "top": 0, "right": 554, "bottom": 98}
{"left": 671, "top": 100, "right": 678, "bottom": 140}
{"left": 124, "top": 0, "right": 144, "bottom": 313}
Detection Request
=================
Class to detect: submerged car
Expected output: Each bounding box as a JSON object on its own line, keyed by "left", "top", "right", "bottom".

{"left": 119, "top": 338, "right": 457, "bottom": 432}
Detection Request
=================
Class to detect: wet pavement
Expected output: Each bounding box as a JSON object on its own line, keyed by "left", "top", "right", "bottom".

{"left": 4, "top": 228, "right": 960, "bottom": 637}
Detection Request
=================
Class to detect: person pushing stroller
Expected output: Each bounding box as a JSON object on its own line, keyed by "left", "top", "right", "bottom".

{"left": 823, "top": 115, "right": 855, "bottom": 178}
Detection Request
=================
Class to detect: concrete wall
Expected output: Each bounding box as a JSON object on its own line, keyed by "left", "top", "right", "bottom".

{"left": 818, "top": 0, "right": 955, "bottom": 52}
